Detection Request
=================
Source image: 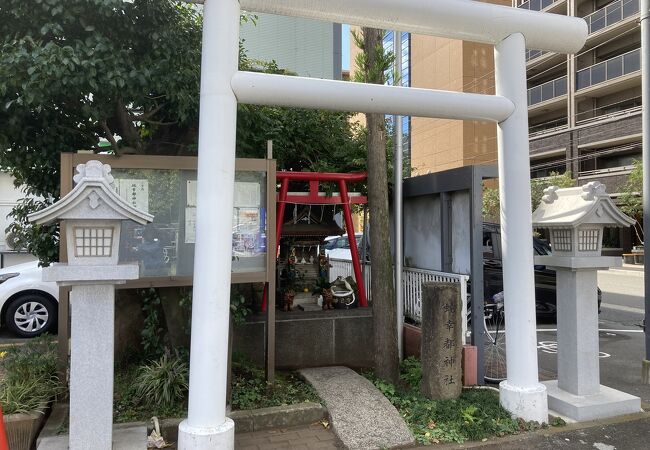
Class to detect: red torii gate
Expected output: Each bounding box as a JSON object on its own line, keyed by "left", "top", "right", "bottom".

{"left": 262, "top": 171, "right": 368, "bottom": 311}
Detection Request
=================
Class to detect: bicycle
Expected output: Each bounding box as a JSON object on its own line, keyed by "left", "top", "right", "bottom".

{"left": 482, "top": 291, "right": 507, "bottom": 383}
{"left": 467, "top": 291, "right": 507, "bottom": 383}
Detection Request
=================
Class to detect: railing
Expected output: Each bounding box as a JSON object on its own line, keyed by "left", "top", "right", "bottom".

{"left": 529, "top": 118, "right": 568, "bottom": 136}
{"left": 329, "top": 258, "right": 469, "bottom": 340}
{"left": 528, "top": 75, "right": 567, "bottom": 106}
{"left": 518, "top": 0, "right": 559, "bottom": 12}
{"left": 526, "top": 49, "right": 548, "bottom": 62}
{"left": 402, "top": 267, "right": 469, "bottom": 327}
{"left": 578, "top": 164, "right": 635, "bottom": 178}
{"left": 576, "top": 48, "right": 641, "bottom": 90}
{"left": 585, "top": 0, "right": 639, "bottom": 35}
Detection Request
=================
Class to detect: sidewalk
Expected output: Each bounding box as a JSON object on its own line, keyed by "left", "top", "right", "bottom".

{"left": 431, "top": 410, "right": 650, "bottom": 450}
{"left": 608, "top": 263, "right": 644, "bottom": 274}
{"left": 235, "top": 409, "right": 650, "bottom": 449}
{"left": 235, "top": 423, "right": 340, "bottom": 449}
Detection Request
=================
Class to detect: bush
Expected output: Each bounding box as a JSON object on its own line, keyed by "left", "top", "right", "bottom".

{"left": 0, "top": 335, "right": 62, "bottom": 415}
{"left": 364, "top": 358, "right": 532, "bottom": 444}
{"left": 231, "top": 355, "right": 318, "bottom": 410}
{"left": 134, "top": 351, "right": 189, "bottom": 410}
{"left": 0, "top": 335, "right": 58, "bottom": 382}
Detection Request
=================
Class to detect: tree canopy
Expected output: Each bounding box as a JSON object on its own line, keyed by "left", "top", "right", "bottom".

{"left": 0, "top": 0, "right": 366, "bottom": 262}
{"left": 482, "top": 171, "right": 576, "bottom": 223}
{"left": 619, "top": 160, "right": 642, "bottom": 220}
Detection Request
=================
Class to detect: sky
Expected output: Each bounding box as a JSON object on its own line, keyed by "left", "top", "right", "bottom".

{"left": 341, "top": 24, "right": 350, "bottom": 71}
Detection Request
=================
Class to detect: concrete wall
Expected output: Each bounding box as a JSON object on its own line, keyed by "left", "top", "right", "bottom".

{"left": 403, "top": 195, "right": 441, "bottom": 271}
{"left": 451, "top": 191, "right": 471, "bottom": 275}
{"left": 0, "top": 172, "right": 38, "bottom": 267}
{"left": 0, "top": 172, "right": 25, "bottom": 249}
{"left": 233, "top": 309, "right": 374, "bottom": 369}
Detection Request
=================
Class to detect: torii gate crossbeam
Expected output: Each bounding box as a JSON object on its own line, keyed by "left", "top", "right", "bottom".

{"left": 178, "top": 1, "right": 588, "bottom": 448}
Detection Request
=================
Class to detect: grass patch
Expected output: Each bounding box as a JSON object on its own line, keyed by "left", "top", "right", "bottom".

{"left": 231, "top": 355, "right": 319, "bottom": 410}
{"left": 365, "top": 357, "right": 547, "bottom": 445}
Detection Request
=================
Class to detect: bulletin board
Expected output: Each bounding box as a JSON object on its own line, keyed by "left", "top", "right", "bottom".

{"left": 57, "top": 153, "right": 277, "bottom": 379}
{"left": 59, "top": 153, "right": 276, "bottom": 286}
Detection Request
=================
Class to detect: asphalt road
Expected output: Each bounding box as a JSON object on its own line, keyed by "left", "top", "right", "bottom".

{"left": 535, "top": 267, "right": 650, "bottom": 403}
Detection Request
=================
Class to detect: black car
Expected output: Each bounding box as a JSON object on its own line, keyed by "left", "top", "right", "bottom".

{"left": 482, "top": 223, "right": 601, "bottom": 320}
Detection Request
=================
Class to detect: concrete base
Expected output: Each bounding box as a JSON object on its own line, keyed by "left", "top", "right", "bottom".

{"left": 642, "top": 359, "right": 650, "bottom": 385}
{"left": 37, "top": 424, "right": 146, "bottom": 450}
{"left": 178, "top": 418, "right": 235, "bottom": 450}
{"left": 543, "top": 380, "right": 641, "bottom": 422}
{"left": 499, "top": 380, "right": 548, "bottom": 424}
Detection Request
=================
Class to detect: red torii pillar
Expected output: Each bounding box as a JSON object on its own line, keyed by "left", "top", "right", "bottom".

{"left": 261, "top": 171, "right": 368, "bottom": 311}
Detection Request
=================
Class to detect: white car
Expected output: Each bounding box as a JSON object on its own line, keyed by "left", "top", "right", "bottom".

{"left": 0, "top": 261, "right": 58, "bottom": 337}
{"left": 323, "top": 233, "right": 368, "bottom": 261}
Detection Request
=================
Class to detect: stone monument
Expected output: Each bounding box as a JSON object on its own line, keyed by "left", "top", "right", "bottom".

{"left": 29, "top": 161, "right": 153, "bottom": 449}
{"left": 532, "top": 181, "right": 640, "bottom": 421}
{"left": 421, "top": 282, "right": 462, "bottom": 400}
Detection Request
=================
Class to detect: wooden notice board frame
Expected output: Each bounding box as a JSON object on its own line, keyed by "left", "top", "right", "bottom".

{"left": 57, "top": 153, "right": 277, "bottom": 380}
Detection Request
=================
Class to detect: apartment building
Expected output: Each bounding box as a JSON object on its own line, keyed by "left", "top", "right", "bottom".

{"left": 521, "top": 0, "right": 642, "bottom": 248}
{"left": 240, "top": 13, "right": 342, "bottom": 80}
{"left": 522, "top": 0, "right": 641, "bottom": 187}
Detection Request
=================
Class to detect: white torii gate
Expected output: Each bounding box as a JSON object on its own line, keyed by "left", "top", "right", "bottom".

{"left": 179, "top": 1, "right": 587, "bottom": 448}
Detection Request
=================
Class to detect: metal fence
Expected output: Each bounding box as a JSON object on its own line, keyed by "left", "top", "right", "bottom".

{"left": 329, "top": 258, "right": 469, "bottom": 341}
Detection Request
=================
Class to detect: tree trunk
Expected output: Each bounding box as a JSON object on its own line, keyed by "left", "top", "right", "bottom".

{"left": 363, "top": 27, "right": 400, "bottom": 384}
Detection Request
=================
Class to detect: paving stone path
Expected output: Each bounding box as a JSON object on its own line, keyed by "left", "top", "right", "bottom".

{"left": 300, "top": 366, "right": 414, "bottom": 450}
{"left": 235, "top": 423, "right": 339, "bottom": 449}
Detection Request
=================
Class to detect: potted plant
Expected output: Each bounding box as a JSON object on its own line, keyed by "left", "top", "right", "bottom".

{"left": 0, "top": 336, "right": 63, "bottom": 450}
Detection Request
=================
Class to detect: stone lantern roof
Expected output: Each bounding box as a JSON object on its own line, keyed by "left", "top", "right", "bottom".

{"left": 532, "top": 181, "right": 635, "bottom": 229}
{"left": 29, "top": 160, "right": 153, "bottom": 225}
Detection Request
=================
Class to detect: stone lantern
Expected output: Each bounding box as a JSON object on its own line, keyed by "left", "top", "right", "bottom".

{"left": 532, "top": 181, "right": 639, "bottom": 421}
{"left": 29, "top": 160, "right": 153, "bottom": 450}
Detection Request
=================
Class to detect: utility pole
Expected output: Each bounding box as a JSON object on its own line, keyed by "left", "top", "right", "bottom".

{"left": 393, "top": 30, "right": 404, "bottom": 361}
{"left": 641, "top": 0, "right": 650, "bottom": 383}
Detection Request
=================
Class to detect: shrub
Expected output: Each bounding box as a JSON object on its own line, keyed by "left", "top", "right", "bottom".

{"left": 0, "top": 376, "right": 61, "bottom": 414}
{"left": 0, "top": 335, "right": 62, "bottom": 414}
{"left": 0, "top": 335, "right": 58, "bottom": 382}
{"left": 230, "top": 355, "right": 318, "bottom": 410}
{"left": 365, "top": 359, "right": 527, "bottom": 444}
{"left": 134, "top": 351, "right": 189, "bottom": 409}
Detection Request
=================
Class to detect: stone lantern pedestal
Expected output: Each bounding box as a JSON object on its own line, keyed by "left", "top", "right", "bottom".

{"left": 533, "top": 182, "right": 640, "bottom": 421}
{"left": 29, "top": 161, "right": 153, "bottom": 449}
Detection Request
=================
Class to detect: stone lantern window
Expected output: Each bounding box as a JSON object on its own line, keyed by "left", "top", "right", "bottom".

{"left": 73, "top": 226, "right": 114, "bottom": 257}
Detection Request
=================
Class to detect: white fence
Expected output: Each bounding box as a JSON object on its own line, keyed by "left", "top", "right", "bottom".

{"left": 329, "top": 258, "right": 469, "bottom": 339}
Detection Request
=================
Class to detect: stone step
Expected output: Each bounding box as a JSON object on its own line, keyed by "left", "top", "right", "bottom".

{"left": 300, "top": 366, "right": 414, "bottom": 449}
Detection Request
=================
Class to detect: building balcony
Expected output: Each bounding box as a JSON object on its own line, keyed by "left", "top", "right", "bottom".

{"left": 529, "top": 76, "right": 568, "bottom": 106}
{"left": 518, "top": 0, "right": 566, "bottom": 13}
{"left": 529, "top": 118, "right": 568, "bottom": 137}
{"left": 526, "top": 50, "right": 566, "bottom": 78}
{"left": 575, "top": 48, "right": 641, "bottom": 95}
{"left": 528, "top": 76, "right": 568, "bottom": 117}
{"left": 585, "top": 0, "right": 638, "bottom": 35}
{"left": 584, "top": 0, "right": 640, "bottom": 47}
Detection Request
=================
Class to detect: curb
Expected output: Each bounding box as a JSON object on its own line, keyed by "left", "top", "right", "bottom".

{"left": 38, "top": 401, "right": 327, "bottom": 444}
{"left": 230, "top": 402, "right": 327, "bottom": 433}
